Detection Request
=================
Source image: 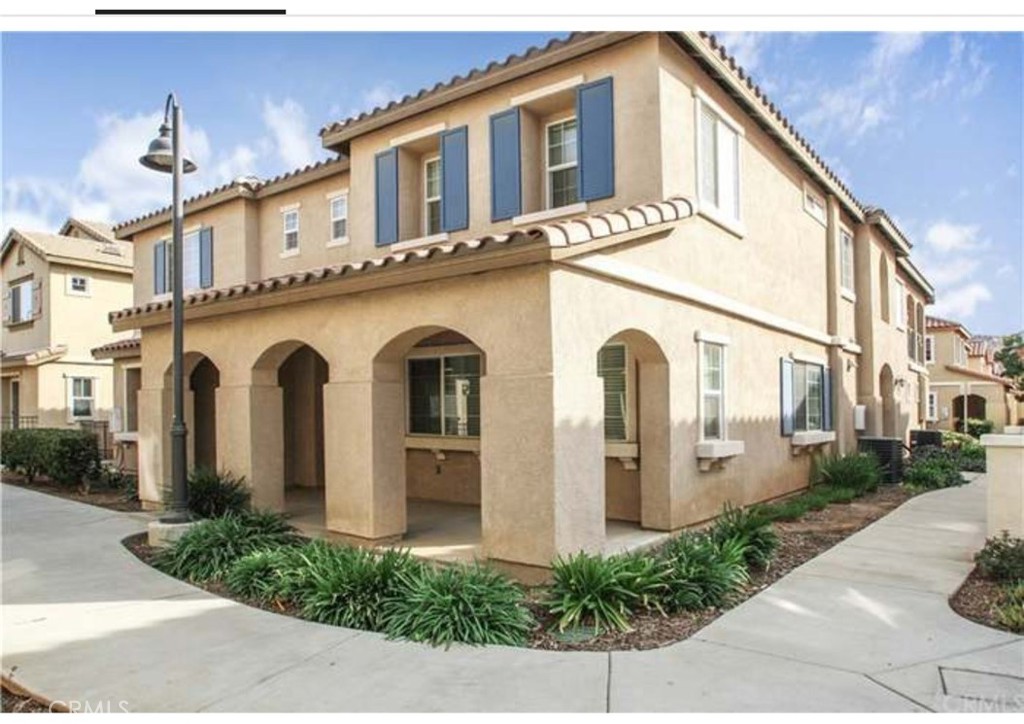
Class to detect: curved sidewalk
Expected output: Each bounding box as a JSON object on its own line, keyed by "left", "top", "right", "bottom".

{"left": 2, "top": 479, "right": 1021, "bottom": 712}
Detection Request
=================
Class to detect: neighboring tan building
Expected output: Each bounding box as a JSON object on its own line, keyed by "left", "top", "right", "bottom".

{"left": 1, "top": 218, "right": 133, "bottom": 433}
{"left": 109, "top": 32, "right": 934, "bottom": 576}
{"left": 924, "top": 316, "right": 1019, "bottom": 432}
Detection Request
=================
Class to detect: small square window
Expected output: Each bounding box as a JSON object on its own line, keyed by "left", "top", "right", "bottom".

{"left": 71, "top": 276, "right": 89, "bottom": 293}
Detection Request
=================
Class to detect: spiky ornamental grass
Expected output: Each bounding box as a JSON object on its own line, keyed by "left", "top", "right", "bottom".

{"left": 383, "top": 564, "right": 535, "bottom": 647}
{"left": 813, "top": 452, "right": 882, "bottom": 495}
{"left": 187, "top": 468, "right": 251, "bottom": 519}
{"left": 660, "top": 533, "right": 749, "bottom": 612}
{"left": 153, "top": 512, "right": 300, "bottom": 583}
{"left": 710, "top": 503, "right": 780, "bottom": 570}
{"left": 223, "top": 546, "right": 307, "bottom": 604}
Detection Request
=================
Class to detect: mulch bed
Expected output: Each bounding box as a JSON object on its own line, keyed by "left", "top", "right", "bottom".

{"left": 2, "top": 683, "right": 53, "bottom": 714}
{"left": 2, "top": 473, "right": 142, "bottom": 513}
{"left": 121, "top": 485, "right": 916, "bottom": 653}
{"left": 949, "top": 568, "right": 1020, "bottom": 635}
{"left": 530, "top": 484, "right": 915, "bottom": 652}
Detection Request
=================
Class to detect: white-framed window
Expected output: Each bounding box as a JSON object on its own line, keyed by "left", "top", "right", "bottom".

{"left": 954, "top": 340, "right": 968, "bottom": 366}
{"left": 696, "top": 94, "right": 741, "bottom": 226}
{"left": 597, "top": 343, "right": 628, "bottom": 441}
{"left": 69, "top": 377, "right": 94, "bottom": 419}
{"left": 924, "top": 335, "right": 935, "bottom": 364}
{"left": 894, "top": 279, "right": 907, "bottom": 329}
{"left": 927, "top": 391, "right": 938, "bottom": 421}
{"left": 8, "top": 279, "right": 34, "bottom": 323}
{"left": 67, "top": 275, "right": 90, "bottom": 296}
{"left": 700, "top": 342, "right": 727, "bottom": 441}
{"left": 407, "top": 353, "right": 481, "bottom": 437}
{"left": 793, "top": 361, "right": 824, "bottom": 432}
{"left": 329, "top": 193, "right": 349, "bottom": 243}
{"left": 546, "top": 117, "right": 579, "bottom": 209}
{"left": 423, "top": 156, "right": 442, "bottom": 236}
{"left": 282, "top": 209, "right": 300, "bottom": 252}
{"left": 803, "top": 184, "right": 827, "bottom": 226}
{"left": 839, "top": 228, "right": 855, "bottom": 294}
{"left": 156, "top": 229, "right": 204, "bottom": 294}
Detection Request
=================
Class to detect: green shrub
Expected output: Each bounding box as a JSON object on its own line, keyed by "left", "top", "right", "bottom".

{"left": 546, "top": 551, "right": 669, "bottom": 633}
{"left": 188, "top": 468, "right": 250, "bottom": 518}
{"left": 710, "top": 503, "right": 778, "bottom": 569}
{"left": 942, "top": 431, "right": 987, "bottom": 472}
{"left": 975, "top": 532, "right": 1024, "bottom": 582}
{"left": 995, "top": 582, "right": 1024, "bottom": 633}
{"left": 1, "top": 428, "right": 52, "bottom": 480}
{"left": 903, "top": 447, "right": 965, "bottom": 490}
{"left": 660, "top": 533, "right": 749, "bottom": 612}
{"left": 224, "top": 546, "right": 306, "bottom": 604}
{"left": 153, "top": 512, "right": 300, "bottom": 583}
{"left": 297, "top": 546, "right": 423, "bottom": 631}
{"left": 1, "top": 428, "right": 98, "bottom": 484}
{"left": 825, "top": 486, "right": 859, "bottom": 504}
{"left": 814, "top": 452, "right": 881, "bottom": 494}
{"left": 956, "top": 417, "right": 995, "bottom": 438}
{"left": 383, "top": 564, "right": 535, "bottom": 647}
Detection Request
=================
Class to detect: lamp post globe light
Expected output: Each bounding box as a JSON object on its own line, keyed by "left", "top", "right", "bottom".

{"left": 139, "top": 93, "right": 197, "bottom": 524}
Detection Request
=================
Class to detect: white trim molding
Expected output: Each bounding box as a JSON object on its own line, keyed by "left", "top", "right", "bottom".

{"left": 325, "top": 188, "right": 350, "bottom": 200}
{"left": 694, "top": 330, "right": 731, "bottom": 346}
{"left": 389, "top": 122, "right": 447, "bottom": 148}
{"left": 693, "top": 87, "right": 745, "bottom": 136}
{"left": 513, "top": 201, "right": 588, "bottom": 227}
{"left": 279, "top": 202, "right": 301, "bottom": 213}
{"left": 389, "top": 231, "right": 451, "bottom": 253}
{"left": 510, "top": 75, "right": 585, "bottom": 106}
{"left": 790, "top": 351, "right": 828, "bottom": 366}
{"left": 696, "top": 439, "right": 745, "bottom": 472}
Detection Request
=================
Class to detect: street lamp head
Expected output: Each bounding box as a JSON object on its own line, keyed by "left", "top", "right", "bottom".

{"left": 139, "top": 121, "right": 198, "bottom": 174}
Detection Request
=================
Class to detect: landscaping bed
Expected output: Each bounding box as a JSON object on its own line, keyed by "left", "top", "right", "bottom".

{"left": 949, "top": 532, "right": 1024, "bottom": 635}
{"left": 2, "top": 474, "right": 142, "bottom": 513}
{"left": 1, "top": 682, "right": 52, "bottom": 714}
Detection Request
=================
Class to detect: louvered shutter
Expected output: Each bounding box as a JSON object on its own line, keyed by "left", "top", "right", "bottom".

{"left": 489, "top": 108, "right": 521, "bottom": 221}
{"left": 598, "top": 344, "right": 627, "bottom": 441}
{"left": 577, "top": 77, "right": 615, "bottom": 202}
{"left": 154, "top": 241, "right": 167, "bottom": 295}
{"left": 823, "top": 366, "right": 833, "bottom": 432}
{"left": 780, "top": 358, "right": 795, "bottom": 437}
{"left": 199, "top": 227, "right": 214, "bottom": 289}
{"left": 31, "top": 279, "right": 42, "bottom": 320}
{"left": 440, "top": 126, "right": 469, "bottom": 232}
{"left": 375, "top": 148, "right": 399, "bottom": 246}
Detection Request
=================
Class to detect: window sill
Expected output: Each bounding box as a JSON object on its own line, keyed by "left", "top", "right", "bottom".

{"left": 908, "top": 361, "right": 928, "bottom": 376}
{"left": 405, "top": 435, "right": 479, "bottom": 453}
{"left": 791, "top": 430, "right": 836, "bottom": 454}
{"left": 696, "top": 206, "right": 746, "bottom": 239}
{"left": 279, "top": 248, "right": 300, "bottom": 259}
{"left": 605, "top": 441, "right": 639, "bottom": 470}
{"left": 840, "top": 288, "right": 857, "bottom": 303}
{"left": 114, "top": 431, "right": 139, "bottom": 443}
{"left": 512, "top": 202, "right": 588, "bottom": 227}
{"left": 696, "top": 440, "right": 745, "bottom": 471}
{"left": 326, "top": 236, "right": 350, "bottom": 248}
{"left": 4, "top": 319, "right": 35, "bottom": 329}
{"left": 390, "top": 232, "right": 450, "bottom": 252}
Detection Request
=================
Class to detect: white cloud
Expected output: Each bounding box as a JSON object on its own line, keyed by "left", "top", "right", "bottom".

{"left": 930, "top": 282, "right": 993, "bottom": 320}
{"left": 924, "top": 220, "right": 982, "bottom": 253}
{"left": 996, "top": 263, "right": 1014, "bottom": 278}
{"left": 716, "top": 32, "right": 768, "bottom": 72}
{"left": 262, "top": 98, "right": 317, "bottom": 170}
{"left": 914, "top": 34, "right": 993, "bottom": 102}
{"left": 925, "top": 257, "right": 981, "bottom": 287}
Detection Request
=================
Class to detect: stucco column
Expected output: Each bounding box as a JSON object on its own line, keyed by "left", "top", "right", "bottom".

{"left": 639, "top": 360, "right": 673, "bottom": 530}
{"left": 215, "top": 384, "right": 284, "bottom": 511}
{"left": 137, "top": 386, "right": 171, "bottom": 509}
{"left": 981, "top": 433, "right": 1024, "bottom": 537}
{"left": 480, "top": 371, "right": 605, "bottom": 568}
{"left": 322, "top": 379, "right": 406, "bottom": 541}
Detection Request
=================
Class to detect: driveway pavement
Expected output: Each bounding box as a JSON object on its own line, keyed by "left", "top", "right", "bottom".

{"left": 2, "top": 478, "right": 1020, "bottom": 712}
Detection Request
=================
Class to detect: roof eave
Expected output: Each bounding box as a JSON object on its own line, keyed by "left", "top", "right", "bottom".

{"left": 114, "top": 185, "right": 255, "bottom": 239}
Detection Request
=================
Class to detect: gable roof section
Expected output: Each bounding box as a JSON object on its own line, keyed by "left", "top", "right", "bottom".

{"left": 927, "top": 315, "right": 971, "bottom": 338}
{"left": 91, "top": 336, "right": 141, "bottom": 360}
{"left": 1, "top": 228, "right": 133, "bottom": 271}
{"left": 58, "top": 218, "right": 116, "bottom": 242}
{"left": 110, "top": 196, "right": 695, "bottom": 327}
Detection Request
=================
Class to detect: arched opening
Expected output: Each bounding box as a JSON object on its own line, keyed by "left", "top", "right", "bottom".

{"left": 879, "top": 256, "right": 891, "bottom": 323}
{"left": 879, "top": 364, "right": 896, "bottom": 436}
{"left": 374, "top": 327, "right": 486, "bottom": 562}
{"left": 597, "top": 330, "right": 671, "bottom": 547}
{"left": 250, "top": 340, "right": 329, "bottom": 527}
{"left": 953, "top": 393, "right": 986, "bottom": 431}
{"left": 164, "top": 352, "right": 219, "bottom": 473}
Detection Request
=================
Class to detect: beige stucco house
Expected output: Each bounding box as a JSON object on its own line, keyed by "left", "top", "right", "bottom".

{"left": 1, "top": 218, "right": 134, "bottom": 436}
{"left": 108, "top": 31, "right": 935, "bottom": 576}
{"left": 924, "top": 316, "right": 1019, "bottom": 432}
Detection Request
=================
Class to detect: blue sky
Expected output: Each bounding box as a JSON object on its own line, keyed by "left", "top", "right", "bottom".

{"left": 2, "top": 31, "right": 1021, "bottom": 333}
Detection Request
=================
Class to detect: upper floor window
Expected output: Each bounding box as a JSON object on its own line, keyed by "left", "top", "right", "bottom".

{"left": 700, "top": 341, "right": 726, "bottom": 441}
{"left": 839, "top": 228, "right": 855, "bottom": 294}
{"left": 927, "top": 391, "right": 938, "bottom": 421}
{"left": 7, "top": 279, "right": 34, "bottom": 324}
{"left": 424, "top": 156, "right": 442, "bottom": 236}
{"left": 68, "top": 275, "right": 90, "bottom": 296}
{"left": 407, "top": 353, "right": 481, "bottom": 437}
{"left": 696, "top": 93, "right": 741, "bottom": 227}
{"left": 329, "top": 193, "right": 349, "bottom": 243}
{"left": 803, "top": 185, "right": 827, "bottom": 226}
{"left": 154, "top": 228, "right": 213, "bottom": 295}
{"left": 954, "top": 340, "right": 968, "bottom": 366}
{"left": 894, "top": 279, "right": 907, "bottom": 329}
{"left": 597, "top": 343, "right": 627, "bottom": 441}
{"left": 69, "top": 377, "right": 94, "bottom": 419}
{"left": 924, "top": 335, "right": 935, "bottom": 364}
{"left": 546, "top": 117, "right": 579, "bottom": 210}
{"left": 282, "top": 208, "right": 300, "bottom": 253}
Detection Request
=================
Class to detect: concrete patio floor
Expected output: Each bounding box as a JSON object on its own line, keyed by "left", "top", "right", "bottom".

{"left": 284, "top": 487, "right": 668, "bottom": 563}
{"left": 2, "top": 477, "right": 1021, "bottom": 712}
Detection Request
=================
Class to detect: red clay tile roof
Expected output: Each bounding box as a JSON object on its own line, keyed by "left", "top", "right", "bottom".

{"left": 109, "top": 197, "right": 695, "bottom": 325}
{"left": 91, "top": 337, "right": 141, "bottom": 358}
{"left": 926, "top": 315, "right": 966, "bottom": 331}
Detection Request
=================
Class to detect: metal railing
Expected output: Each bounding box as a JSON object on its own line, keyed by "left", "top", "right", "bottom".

{"left": 1, "top": 415, "right": 38, "bottom": 430}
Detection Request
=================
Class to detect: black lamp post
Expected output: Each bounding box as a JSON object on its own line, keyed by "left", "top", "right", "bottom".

{"left": 139, "top": 93, "right": 198, "bottom": 523}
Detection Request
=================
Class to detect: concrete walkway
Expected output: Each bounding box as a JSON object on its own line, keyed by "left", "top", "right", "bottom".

{"left": 2, "top": 478, "right": 1020, "bottom": 712}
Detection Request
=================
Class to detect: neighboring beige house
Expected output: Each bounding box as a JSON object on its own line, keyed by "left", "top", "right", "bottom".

{"left": 109, "top": 32, "right": 934, "bottom": 576}
{"left": 1, "top": 218, "right": 133, "bottom": 434}
{"left": 924, "top": 316, "right": 1019, "bottom": 432}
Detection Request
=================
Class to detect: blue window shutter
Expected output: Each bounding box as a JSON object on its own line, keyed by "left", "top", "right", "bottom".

{"left": 199, "top": 227, "right": 214, "bottom": 289}
{"left": 577, "top": 76, "right": 615, "bottom": 202}
{"left": 374, "top": 148, "right": 399, "bottom": 246}
{"left": 154, "top": 241, "right": 166, "bottom": 295}
{"left": 440, "top": 126, "right": 469, "bottom": 232}
{"left": 823, "top": 366, "right": 833, "bottom": 432}
{"left": 489, "top": 108, "right": 521, "bottom": 221}
{"left": 780, "top": 358, "right": 795, "bottom": 437}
